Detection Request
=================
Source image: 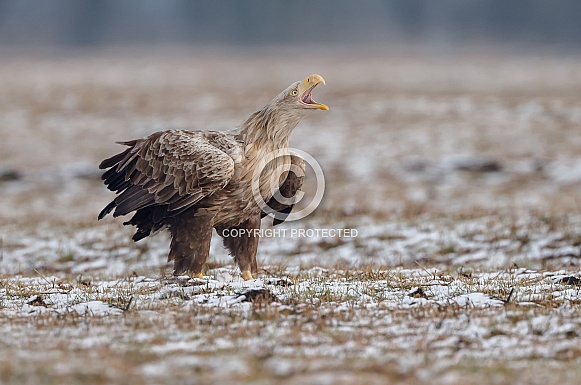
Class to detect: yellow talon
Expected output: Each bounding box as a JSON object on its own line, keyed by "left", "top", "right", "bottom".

{"left": 193, "top": 272, "right": 204, "bottom": 279}
{"left": 241, "top": 270, "right": 253, "bottom": 281}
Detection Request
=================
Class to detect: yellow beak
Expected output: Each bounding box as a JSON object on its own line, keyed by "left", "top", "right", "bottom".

{"left": 298, "top": 74, "right": 329, "bottom": 111}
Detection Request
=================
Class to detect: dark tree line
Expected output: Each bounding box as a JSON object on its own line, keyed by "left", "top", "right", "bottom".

{"left": 0, "top": 0, "right": 580, "bottom": 49}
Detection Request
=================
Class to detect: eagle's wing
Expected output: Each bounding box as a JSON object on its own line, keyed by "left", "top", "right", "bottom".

{"left": 98, "top": 130, "right": 237, "bottom": 220}
{"left": 261, "top": 154, "right": 305, "bottom": 226}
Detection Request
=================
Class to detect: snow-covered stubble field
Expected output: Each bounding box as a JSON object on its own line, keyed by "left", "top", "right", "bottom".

{"left": 1, "top": 50, "right": 580, "bottom": 384}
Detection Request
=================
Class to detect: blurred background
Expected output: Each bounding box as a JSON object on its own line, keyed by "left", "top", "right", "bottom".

{"left": 1, "top": 0, "right": 581, "bottom": 227}
{"left": 1, "top": 0, "right": 581, "bottom": 50}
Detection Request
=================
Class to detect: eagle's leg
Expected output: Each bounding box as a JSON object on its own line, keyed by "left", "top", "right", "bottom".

{"left": 217, "top": 215, "right": 260, "bottom": 280}
{"left": 169, "top": 209, "right": 214, "bottom": 278}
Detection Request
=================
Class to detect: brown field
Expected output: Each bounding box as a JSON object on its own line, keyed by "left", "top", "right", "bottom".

{"left": 1, "top": 50, "right": 580, "bottom": 384}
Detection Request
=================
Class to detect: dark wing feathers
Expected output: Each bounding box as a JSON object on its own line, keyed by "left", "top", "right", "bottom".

{"left": 273, "top": 206, "right": 293, "bottom": 226}
{"left": 98, "top": 201, "right": 116, "bottom": 220}
{"left": 99, "top": 130, "right": 236, "bottom": 222}
{"left": 261, "top": 155, "right": 305, "bottom": 226}
{"left": 114, "top": 188, "right": 155, "bottom": 216}
{"left": 99, "top": 147, "right": 132, "bottom": 170}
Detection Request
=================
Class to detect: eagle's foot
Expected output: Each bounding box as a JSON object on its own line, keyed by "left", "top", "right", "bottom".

{"left": 241, "top": 270, "right": 254, "bottom": 281}
{"left": 192, "top": 272, "right": 204, "bottom": 280}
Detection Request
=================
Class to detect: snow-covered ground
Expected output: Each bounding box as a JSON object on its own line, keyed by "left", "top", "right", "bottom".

{"left": 2, "top": 213, "right": 580, "bottom": 276}
{"left": 1, "top": 52, "right": 581, "bottom": 384}
{"left": 1, "top": 267, "right": 580, "bottom": 384}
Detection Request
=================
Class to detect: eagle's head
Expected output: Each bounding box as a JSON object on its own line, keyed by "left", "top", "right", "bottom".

{"left": 276, "top": 74, "right": 329, "bottom": 112}
{"left": 242, "top": 74, "right": 328, "bottom": 144}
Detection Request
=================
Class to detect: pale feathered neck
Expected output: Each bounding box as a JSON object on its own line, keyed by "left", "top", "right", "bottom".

{"left": 234, "top": 102, "right": 303, "bottom": 149}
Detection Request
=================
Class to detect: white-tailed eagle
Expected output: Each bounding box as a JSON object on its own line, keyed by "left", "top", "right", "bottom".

{"left": 98, "top": 74, "right": 328, "bottom": 280}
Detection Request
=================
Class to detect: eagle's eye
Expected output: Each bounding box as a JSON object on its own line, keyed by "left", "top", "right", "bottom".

{"left": 290, "top": 89, "right": 298, "bottom": 96}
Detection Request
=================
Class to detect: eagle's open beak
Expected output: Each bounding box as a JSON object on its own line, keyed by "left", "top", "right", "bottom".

{"left": 298, "top": 74, "right": 329, "bottom": 111}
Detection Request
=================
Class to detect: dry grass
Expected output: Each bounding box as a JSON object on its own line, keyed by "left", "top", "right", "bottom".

{"left": 1, "top": 266, "right": 580, "bottom": 385}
